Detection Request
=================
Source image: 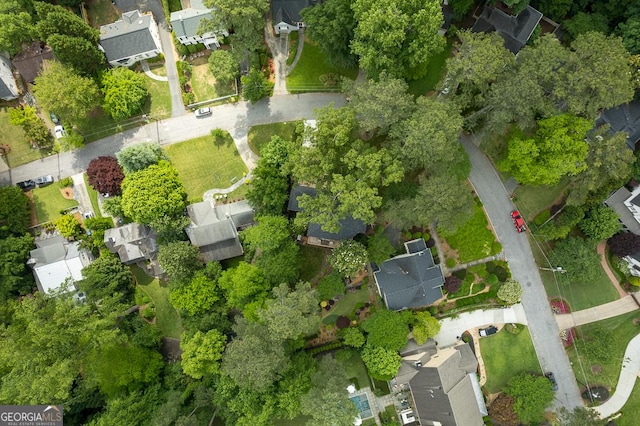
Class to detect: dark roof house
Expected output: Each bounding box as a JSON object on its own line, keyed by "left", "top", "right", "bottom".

{"left": 374, "top": 238, "right": 444, "bottom": 310}
{"left": 288, "top": 185, "right": 366, "bottom": 246}
{"left": 11, "top": 41, "right": 54, "bottom": 83}
{"left": 104, "top": 223, "right": 158, "bottom": 265}
{"left": 395, "top": 340, "right": 487, "bottom": 426}
{"left": 272, "top": 0, "right": 310, "bottom": 34}
{"left": 595, "top": 101, "right": 640, "bottom": 150}
{"left": 471, "top": 4, "right": 543, "bottom": 54}
{"left": 99, "top": 10, "right": 163, "bottom": 67}
{"left": 186, "top": 199, "right": 255, "bottom": 262}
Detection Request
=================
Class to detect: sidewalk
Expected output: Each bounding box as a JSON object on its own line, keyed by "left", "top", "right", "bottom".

{"left": 555, "top": 295, "right": 639, "bottom": 329}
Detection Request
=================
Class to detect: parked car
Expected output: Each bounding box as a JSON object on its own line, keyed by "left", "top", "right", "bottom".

{"left": 545, "top": 372, "right": 558, "bottom": 391}
{"left": 16, "top": 179, "right": 36, "bottom": 190}
{"left": 195, "top": 107, "right": 212, "bottom": 117}
{"left": 511, "top": 210, "right": 526, "bottom": 233}
{"left": 34, "top": 175, "right": 54, "bottom": 186}
{"left": 50, "top": 112, "right": 59, "bottom": 124}
{"left": 54, "top": 125, "right": 66, "bottom": 139}
{"left": 479, "top": 325, "right": 498, "bottom": 337}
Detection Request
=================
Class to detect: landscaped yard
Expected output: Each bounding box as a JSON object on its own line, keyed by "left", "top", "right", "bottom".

{"left": 287, "top": 39, "right": 358, "bottom": 93}
{"left": 620, "top": 380, "right": 640, "bottom": 426}
{"left": 440, "top": 200, "right": 499, "bottom": 263}
{"left": 32, "top": 183, "right": 79, "bottom": 224}
{"left": 144, "top": 67, "right": 172, "bottom": 119}
{"left": 131, "top": 265, "right": 183, "bottom": 339}
{"left": 299, "top": 245, "right": 330, "bottom": 283}
{"left": 338, "top": 350, "right": 371, "bottom": 390}
{"left": 165, "top": 133, "right": 248, "bottom": 201}
{"left": 85, "top": 0, "right": 119, "bottom": 28}
{"left": 322, "top": 286, "right": 370, "bottom": 324}
{"left": 248, "top": 121, "right": 301, "bottom": 155}
{"left": 407, "top": 38, "right": 454, "bottom": 97}
{"left": 83, "top": 173, "right": 103, "bottom": 217}
{"left": 480, "top": 326, "right": 541, "bottom": 394}
{"left": 190, "top": 58, "right": 236, "bottom": 103}
{"left": 0, "top": 107, "right": 44, "bottom": 167}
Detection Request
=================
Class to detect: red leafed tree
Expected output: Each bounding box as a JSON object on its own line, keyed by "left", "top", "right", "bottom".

{"left": 87, "top": 156, "right": 124, "bottom": 196}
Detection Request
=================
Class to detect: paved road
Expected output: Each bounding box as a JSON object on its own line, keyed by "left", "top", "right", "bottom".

{"left": 461, "top": 134, "right": 583, "bottom": 410}
{"left": 4, "top": 94, "right": 344, "bottom": 184}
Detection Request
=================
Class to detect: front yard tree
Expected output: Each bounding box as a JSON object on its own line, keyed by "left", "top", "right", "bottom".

{"left": 0, "top": 235, "right": 35, "bottom": 302}
{"left": 549, "top": 237, "right": 601, "bottom": 284}
{"left": 557, "top": 407, "right": 602, "bottom": 426}
{"left": 362, "top": 309, "right": 409, "bottom": 351}
{"left": 497, "top": 279, "right": 523, "bottom": 305}
{"left": 35, "top": 2, "right": 99, "bottom": 43}
{"left": 500, "top": 114, "right": 591, "bottom": 186}
{"left": 101, "top": 67, "right": 149, "bottom": 120}
{"left": 116, "top": 143, "right": 169, "bottom": 174}
{"left": 208, "top": 49, "right": 238, "bottom": 85}
{"left": 0, "top": 186, "right": 31, "bottom": 238}
{"left": 9, "top": 107, "right": 52, "bottom": 148}
{"left": 412, "top": 311, "right": 441, "bottom": 344}
{"left": 241, "top": 215, "right": 291, "bottom": 252}
{"left": 608, "top": 232, "right": 640, "bottom": 257}
{"left": 120, "top": 161, "right": 187, "bottom": 225}
{"left": 247, "top": 135, "right": 291, "bottom": 215}
{"left": 55, "top": 214, "right": 83, "bottom": 239}
{"left": 342, "top": 72, "right": 415, "bottom": 135}
{"left": 579, "top": 205, "right": 622, "bottom": 242}
{"left": 505, "top": 373, "right": 554, "bottom": 424}
{"left": 257, "top": 282, "right": 320, "bottom": 340}
{"left": 300, "top": 0, "right": 357, "bottom": 68}
{"left": 329, "top": 240, "right": 368, "bottom": 278}
{"left": 366, "top": 227, "right": 395, "bottom": 264}
{"left": 241, "top": 68, "right": 270, "bottom": 104}
{"left": 87, "top": 156, "right": 125, "bottom": 196}
{"left": 351, "top": 0, "right": 445, "bottom": 80}
{"left": 157, "top": 241, "right": 202, "bottom": 283}
{"left": 180, "top": 329, "right": 226, "bottom": 379}
{"left": 33, "top": 61, "right": 100, "bottom": 123}
{"left": 361, "top": 344, "right": 402, "bottom": 380}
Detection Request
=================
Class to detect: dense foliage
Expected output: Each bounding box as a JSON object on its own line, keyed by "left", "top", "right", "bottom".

{"left": 87, "top": 156, "right": 125, "bottom": 196}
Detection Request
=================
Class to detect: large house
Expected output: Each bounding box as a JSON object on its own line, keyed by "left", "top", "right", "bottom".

{"left": 471, "top": 3, "right": 543, "bottom": 54}
{"left": 99, "top": 10, "right": 163, "bottom": 67}
{"left": 288, "top": 185, "right": 367, "bottom": 248}
{"left": 186, "top": 199, "right": 255, "bottom": 262}
{"left": 595, "top": 101, "right": 640, "bottom": 150}
{"left": 170, "top": 0, "right": 228, "bottom": 49}
{"left": 0, "top": 54, "right": 19, "bottom": 101}
{"left": 395, "top": 340, "right": 487, "bottom": 426}
{"left": 271, "top": 0, "right": 310, "bottom": 34}
{"left": 104, "top": 223, "right": 158, "bottom": 265}
{"left": 374, "top": 238, "right": 444, "bottom": 311}
{"left": 27, "top": 235, "right": 93, "bottom": 295}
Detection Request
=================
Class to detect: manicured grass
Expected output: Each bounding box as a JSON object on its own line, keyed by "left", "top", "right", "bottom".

{"left": 568, "top": 311, "right": 640, "bottom": 395}
{"left": 144, "top": 70, "right": 172, "bottom": 119}
{"left": 0, "top": 107, "right": 44, "bottom": 167}
{"left": 168, "top": 0, "right": 182, "bottom": 12}
{"left": 32, "top": 184, "right": 78, "bottom": 224}
{"left": 299, "top": 245, "right": 329, "bottom": 283}
{"left": 407, "top": 38, "right": 453, "bottom": 97}
{"left": 620, "top": 380, "right": 640, "bottom": 426}
{"left": 440, "top": 201, "right": 498, "bottom": 263}
{"left": 75, "top": 108, "right": 132, "bottom": 143}
{"left": 131, "top": 265, "right": 183, "bottom": 339}
{"left": 85, "top": 0, "right": 119, "bottom": 28}
{"left": 286, "top": 32, "right": 299, "bottom": 66}
{"left": 247, "top": 121, "right": 301, "bottom": 154}
{"left": 338, "top": 350, "right": 371, "bottom": 390}
{"left": 165, "top": 133, "right": 248, "bottom": 200}
{"left": 481, "top": 327, "right": 541, "bottom": 393}
{"left": 83, "top": 173, "right": 102, "bottom": 217}
{"left": 513, "top": 179, "right": 569, "bottom": 221}
{"left": 190, "top": 62, "right": 235, "bottom": 102}
{"left": 322, "top": 286, "right": 369, "bottom": 323}
{"left": 287, "top": 39, "right": 358, "bottom": 93}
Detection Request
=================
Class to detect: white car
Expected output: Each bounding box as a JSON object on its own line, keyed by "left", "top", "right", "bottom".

{"left": 34, "top": 175, "right": 54, "bottom": 186}
{"left": 195, "top": 107, "right": 212, "bottom": 117}
{"left": 54, "top": 125, "right": 66, "bottom": 139}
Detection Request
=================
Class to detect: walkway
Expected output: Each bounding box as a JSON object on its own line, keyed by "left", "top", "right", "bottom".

{"left": 597, "top": 240, "right": 628, "bottom": 298}
{"left": 264, "top": 21, "right": 289, "bottom": 96}
{"left": 555, "top": 295, "right": 639, "bottom": 330}
{"left": 202, "top": 173, "right": 252, "bottom": 202}
{"left": 70, "top": 173, "right": 94, "bottom": 216}
{"left": 141, "top": 61, "right": 168, "bottom": 82}
{"left": 285, "top": 31, "right": 304, "bottom": 76}
{"left": 448, "top": 253, "right": 504, "bottom": 274}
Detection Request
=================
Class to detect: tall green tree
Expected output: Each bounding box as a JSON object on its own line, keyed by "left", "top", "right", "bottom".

{"left": 366, "top": 227, "right": 395, "bottom": 264}
{"left": 241, "top": 215, "right": 291, "bottom": 252}
{"left": 329, "top": 240, "right": 368, "bottom": 278}
{"left": 564, "top": 12, "right": 609, "bottom": 40}
{"left": 47, "top": 34, "right": 105, "bottom": 75}
{"left": 0, "top": 12, "right": 33, "bottom": 55}
{"left": 241, "top": 68, "right": 271, "bottom": 103}
{"left": 549, "top": 237, "right": 601, "bottom": 283}
{"left": 361, "top": 344, "right": 402, "bottom": 380}
{"left": 208, "top": 49, "right": 238, "bottom": 85}
{"left": 342, "top": 327, "right": 365, "bottom": 348}
{"left": 157, "top": 241, "right": 202, "bottom": 283}
{"left": 180, "top": 329, "right": 226, "bottom": 379}
{"left": 0, "top": 186, "right": 30, "bottom": 238}
{"left": 79, "top": 253, "right": 133, "bottom": 302}
{"left": 618, "top": 15, "right": 640, "bottom": 55}
{"left": 412, "top": 311, "right": 441, "bottom": 344}
{"left": 218, "top": 261, "right": 270, "bottom": 312}
{"left": 33, "top": 61, "right": 100, "bottom": 123}
{"left": 170, "top": 269, "right": 221, "bottom": 315}
{"left": 8, "top": 106, "right": 52, "bottom": 148}
{"left": 0, "top": 234, "right": 34, "bottom": 302}
{"left": 34, "top": 2, "right": 99, "bottom": 43}
{"left": 116, "top": 143, "right": 169, "bottom": 174}
{"left": 247, "top": 136, "right": 291, "bottom": 215}
{"left": 54, "top": 214, "right": 83, "bottom": 239}
{"left": 362, "top": 309, "right": 409, "bottom": 351}
{"left": 557, "top": 406, "right": 603, "bottom": 426}
{"left": 579, "top": 205, "right": 622, "bottom": 241}
{"left": 257, "top": 282, "right": 320, "bottom": 340}
{"left": 351, "top": 0, "right": 445, "bottom": 80}
{"left": 505, "top": 373, "right": 554, "bottom": 424}
{"left": 101, "top": 67, "right": 149, "bottom": 120}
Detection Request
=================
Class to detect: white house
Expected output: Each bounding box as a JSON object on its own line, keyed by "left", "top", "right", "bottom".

{"left": 0, "top": 54, "right": 19, "bottom": 101}
{"left": 271, "top": 0, "right": 310, "bottom": 34}
{"left": 170, "top": 0, "right": 228, "bottom": 49}
{"left": 99, "top": 10, "right": 163, "bottom": 67}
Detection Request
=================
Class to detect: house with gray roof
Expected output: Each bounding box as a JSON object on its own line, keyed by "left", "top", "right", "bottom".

{"left": 288, "top": 185, "right": 367, "bottom": 248}
{"left": 186, "top": 199, "right": 255, "bottom": 262}
{"left": 27, "top": 235, "right": 93, "bottom": 295}
{"left": 170, "top": 0, "right": 228, "bottom": 49}
{"left": 374, "top": 238, "right": 444, "bottom": 310}
{"left": 471, "top": 4, "right": 543, "bottom": 54}
{"left": 0, "top": 54, "right": 19, "bottom": 101}
{"left": 272, "top": 0, "right": 310, "bottom": 34}
{"left": 595, "top": 101, "right": 640, "bottom": 150}
{"left": 395, "top": 340, "right": 487, "bottom": 426}
{"left": 99, "top": 10, "right": 163, "bottom": 67}
{"left": 104, "top": 223, "right": 158, "bottom": 265}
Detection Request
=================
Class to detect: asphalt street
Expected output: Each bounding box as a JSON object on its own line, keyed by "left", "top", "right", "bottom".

{"left": 461, "top": 134, "right": 583, "bottom": 410}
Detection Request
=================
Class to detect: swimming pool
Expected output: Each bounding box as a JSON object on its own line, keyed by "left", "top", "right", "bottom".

{"left": 350, "top": 393, "right": 373, "bottom": 419}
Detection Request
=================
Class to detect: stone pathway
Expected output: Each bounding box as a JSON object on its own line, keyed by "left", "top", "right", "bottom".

{"left": 141, "top": 60, "right": 168, "bottom": 81}
{"left": 202, "top": 173, "right": 252, "bottom": 202}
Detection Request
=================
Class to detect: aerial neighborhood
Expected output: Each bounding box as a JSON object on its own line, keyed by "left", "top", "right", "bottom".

{"left": 1, "top": 0, "right": 640, "bottom": 424}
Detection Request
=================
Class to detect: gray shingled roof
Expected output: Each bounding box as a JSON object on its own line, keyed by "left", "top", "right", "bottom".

{"left": 170, "top": 9, "right": 213, "bottom": 38}
{"left": 374, "top": 239, "right": 444, "bottom": 310}
{"left": 472, "top": 5, "right": 542, "bottom": 54}
{"left": 28, "top": 235, "right": 67, "bottom": 267}
{"left": 104, "top": 223, "right": 157, "bottom": 264}
{"left": 272, "top": 0, "right": 309, "bottom": 25}
{"left": 0, "top": 54, "right": 16, "bottom": 99}
{"left": 100, "top": 10, "right": 158, "bottom": 62}
{"left": 595, "top": 101, "right": 640, "bottom": 150}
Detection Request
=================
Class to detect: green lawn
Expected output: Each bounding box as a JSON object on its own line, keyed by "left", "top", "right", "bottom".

{"left": 338, "top": 350, "right": 371, "bottom": 390}
{"left": 85, "top": 0, "right": 119, "bottom": 28}
{"left": 287, "top": 39, "right": 358, "bottom": 93}
{"left": 0, "top": 107, "right": 44, "bottom": 167}
{"left": 322, "top": 286, "right": 369, "bottom": 324}
{"left": 440, "top": 201, "right": 499, "bottom": 263}
{"left": 287, "top": 31, "right": 299, "bottom": 66}
{"left": 568, "top": 311, "right": 640, "bottom": 395}
{"left": 83, "top": 173, "right": 102, "bottom": 217}
{"left": 144, "top": 70, "right": 172, "bottom": 119}
{"left": 480, "top": 327, "right": 541, "bottom": 393}
{"left": 75, "top": 107, "right": 136, "bottom": 143}
{"left": 165, "top": 133, "right": 248, "bottom": 201}
{"left": 131, "top": 265, "right": 183, "bottom": 339}
{"left": 247, "top": 121, "right": 301, "bottom": 155}
{"left": 190, "top": 61, "right": 235, "bottom": 102}
{"left": 407, "top": 38, "right": 453, "bottom": 97}
{"left": 32, "top": 184, "right": 78, "bottom": 224}
{"left": 513, "top": 179, "right": 569, "bottom": 221}
{"left": 620, "top": 380, "right": 640, "bottom": 426}
{"left": 299, "top": 245, "right": 329, "bottom": 283}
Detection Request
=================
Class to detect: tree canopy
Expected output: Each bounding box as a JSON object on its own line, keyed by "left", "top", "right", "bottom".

{"left": 362, "top": 309, "right": 409, "bottom": 351}
{"left": 0, "top": 234, "right": 34, "bottom": 302}
{"left": 87, "top": 156, "right": 125, "bottom": 196}
{"left": 208, "top": 49, "right": 238, "bottom": 85}
{"left": 8, "top": 106, "right": 52, "bottom": 148}
{"left": 549, "top": 237, "right": 601, "bottom": 283}
{"left": 101, "top": 68, "right": 149, "bottom": 120}
{"left": 505, "top": 373, "right": 554, "bottom": 424}
{"left": 329, "top": 240, "right": 368, "bottom": 278}
{"left": 180, "top": 329, "right": 226, "bottom": 379}
{"left": 0, "top": 186, "right": 30, "bottom": 238}
{"left": 116, "top": 143, "right": 169, "bottom": 174}
{"left": 412, "top": 311, "right": 441, "bottom": 344}
{"left": 361, "top": 344, "right": 402, "bottom": 380}
{"left": 257, "top": 282, "right": 320, "bottom": 340}
{"left": 170, "top": 269, "right": 221, "bottom": 315}
{"left": 247, "top": 136, "right": 291, "bottom": 215}
{"left": 157, "top": 241, "right": 202, "bottom": 283}
{"left": 579, "top": 205, "right": 622, "bottom": 241}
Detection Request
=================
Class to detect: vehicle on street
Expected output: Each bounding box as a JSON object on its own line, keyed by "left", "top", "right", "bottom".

{"left": 195, "top": 107, "right": 212, "bottom": 117}
{"left": 511, "top": 210, "right": 526, "bottom": 233}
{"left": 479, "top": 325, "right": 498, "bottom": 337}
{"left": 50, "top": 112, "right": 59, "bottom": 124}
{"left": 17, "top": 180, "right": 36, "bottom": 190}
{"left": 545, "top": 372, "right": 558, "bottom": 391}
{"left": 34, "top": 175, "right": 54, "bottom": 186}
{"left": 54, "top": 125, "right": 66, "bottom": 139}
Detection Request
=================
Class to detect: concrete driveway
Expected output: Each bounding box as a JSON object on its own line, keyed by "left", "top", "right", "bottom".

{"left": 461, "top": 134, "right": 583, "bottom": 410}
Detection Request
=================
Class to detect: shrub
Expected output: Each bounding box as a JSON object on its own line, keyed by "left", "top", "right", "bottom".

{"left": 629, "top": 276, "right": 640, "bottom": 287}
{"left": 142, "top": 306, "right": 155, "bottom": 319}
{"left": 59, "top": 177, "right": 73, "bottom": 187}
{"left": 533, "top": 210, "right": 551, "bottom": 226}
{"left": 492, "top": 241, "right": 502, "bottom": 253}
{"left": 444, "top": 275, "right": 462, "bottom": 294}
{"left": 485, "top": 261, "right": 496, "bottom": 273}
{"left": 336, "top": 316, "right": 351, "bottom": 329}
{"left": 477, "top": 269, "right": 489, "bottom": 278}
{"left": 468, "top": 263, "right": 485, "bottom": 274}
{"left": 453, "top": 269, "right": 467, "bottom": 279}
{"left": 426, "top": 238, "right": 435, "bottom": 248}
{"left": 317, "top": 272, "right": 346, "bottom": 300}
{"left": 486, "top": 274, "right": 499, "bottom": 285}
{"left": 412, "top": 232, "right": 422, "bottom": 239}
